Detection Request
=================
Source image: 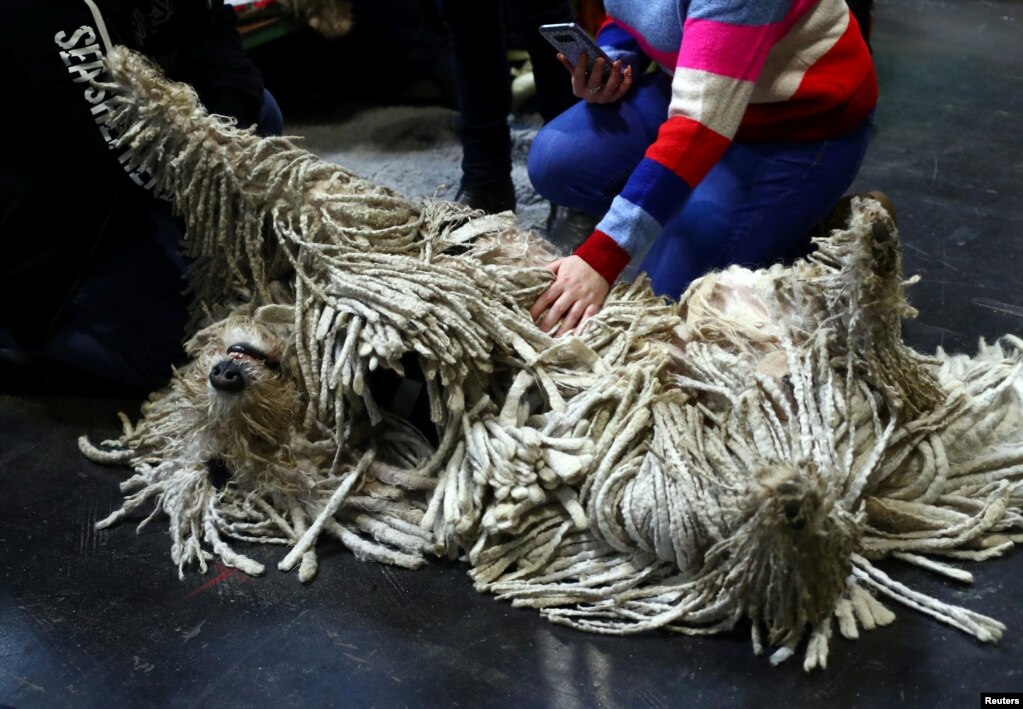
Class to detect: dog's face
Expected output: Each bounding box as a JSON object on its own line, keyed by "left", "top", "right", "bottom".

{"left": 207, "top": 321, "right": 285, "bottom": 395}
{"left": 178, "top": 309, "right": 301, "bottom": 477}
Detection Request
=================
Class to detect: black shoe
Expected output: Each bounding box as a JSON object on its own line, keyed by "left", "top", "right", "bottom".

{"left": 545, "top": 203, "right": 600, "bottom": 253}
{"left": 455, "top": 182, "right": 517, "bottom": 214}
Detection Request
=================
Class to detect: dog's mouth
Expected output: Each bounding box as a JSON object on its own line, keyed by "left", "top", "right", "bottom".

{"left": 226, "top": 342, "right": 281, "bottom": 372}
{"left": 209, "top": 342, "right": 281, "bottom": 393}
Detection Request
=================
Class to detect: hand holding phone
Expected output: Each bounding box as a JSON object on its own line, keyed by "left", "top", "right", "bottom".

{"left": 539, "top": 22, "right": 634, "bottom": 104}
{"left": 538, "top": 23, "right": 612, "bottom": 80}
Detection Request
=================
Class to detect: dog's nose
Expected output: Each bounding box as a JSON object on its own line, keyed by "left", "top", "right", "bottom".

{"left": 209, "top": 359, "right": 246, "bottom": 392}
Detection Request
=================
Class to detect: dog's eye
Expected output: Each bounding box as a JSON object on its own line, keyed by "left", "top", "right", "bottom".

{"left": 227, "top": 342, "right": 266, "bottom": 359}
{"left": 227, "top": 343, "right": 281, "bottom": 372}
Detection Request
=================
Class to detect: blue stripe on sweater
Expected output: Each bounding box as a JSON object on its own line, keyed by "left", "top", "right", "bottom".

{"left": 605, "top": 1, "right": 682, "bottom": 55}
{"left": 596, "top": 22, "right": 636, "bottom": 50}
{"left": 620, "top": 158, "right": 693, "bottom": 226}
{"left": 681, "top": 0, "right": 793, "bottom": 27}
{"left": 596, "top": 195, "right": 670, "bottom": 258}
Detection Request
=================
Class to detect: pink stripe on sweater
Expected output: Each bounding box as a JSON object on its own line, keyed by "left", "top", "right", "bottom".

{"left": 677, "top": 0, "right": 821, "bottom": 81}
{"left": 678, "top": 19, "right": 785, "bottom": 80}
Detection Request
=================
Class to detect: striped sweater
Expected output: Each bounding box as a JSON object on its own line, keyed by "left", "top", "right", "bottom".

{"left": 574, "top": 0, "right": 878, "bottom": 284}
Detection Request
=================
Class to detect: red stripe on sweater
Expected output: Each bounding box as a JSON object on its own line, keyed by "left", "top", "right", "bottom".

{"left": 645, "top": 116, "right": 733, "bottom": 187}
{"left": 789, "top": 15, "right": 874, "bottom": 106}
{"left": 574, "top": 230, "right": 631, "bottom": 284}
{"left": 738, "top": 15, "right": 877, "bottom": 140}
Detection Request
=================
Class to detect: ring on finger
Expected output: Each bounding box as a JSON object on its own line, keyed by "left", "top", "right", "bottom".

{"left": 587, "top": 85, "right": 600, "bottom": 95}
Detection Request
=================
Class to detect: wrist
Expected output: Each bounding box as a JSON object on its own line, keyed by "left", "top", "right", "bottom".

{"left": 574, "top": 231, "right": 630, "bottom": 284}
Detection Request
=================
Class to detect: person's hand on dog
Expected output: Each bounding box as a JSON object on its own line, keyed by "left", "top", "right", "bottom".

{"left": 558, "top": 53, "right": 633, "bottom": 104}
{"left": 530, "top": 255, "right": 610, "bottom": 336}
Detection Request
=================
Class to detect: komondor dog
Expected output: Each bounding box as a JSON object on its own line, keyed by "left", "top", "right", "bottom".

{"left": 80, "top": 48, "right": 1023, "bottom": 671}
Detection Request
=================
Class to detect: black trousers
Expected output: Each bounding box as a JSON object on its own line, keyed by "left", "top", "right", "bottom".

{"left": 436, "top": 0, "right": 578, "bottom": 189}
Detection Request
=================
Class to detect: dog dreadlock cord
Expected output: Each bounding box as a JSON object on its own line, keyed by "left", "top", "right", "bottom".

{"left": 81, "top": 48, "right": 1023, "bottom": 671}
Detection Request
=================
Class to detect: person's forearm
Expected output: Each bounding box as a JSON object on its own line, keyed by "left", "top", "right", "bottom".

{"left": 575, "top": 0, "right": 804, "bottom": 282}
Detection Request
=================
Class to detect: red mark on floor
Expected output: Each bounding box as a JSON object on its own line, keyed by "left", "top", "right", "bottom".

{"left": 185, "top": 562, "right": 251, "bottom": 599}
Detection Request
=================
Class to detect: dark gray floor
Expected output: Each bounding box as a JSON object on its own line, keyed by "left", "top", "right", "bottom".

{"left": 859, "top": 0, "right": 1023, "bottom": 357}
{"left": 3, "top": 1, "right": 1023, "bottom": 706}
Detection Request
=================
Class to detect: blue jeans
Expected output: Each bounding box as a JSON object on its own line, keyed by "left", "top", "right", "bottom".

{"left": 528, "top": 71, "right": 874, "bottom": 297}
{"left": 255, "top": 89, "right": 284, "bottom": 138}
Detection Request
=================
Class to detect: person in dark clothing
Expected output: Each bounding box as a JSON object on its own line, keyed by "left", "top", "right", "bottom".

{"left": 0, "top": 0, "right": 281, "bottom": 392}
{"left": 436, "top": 0, "right": 579, "bottom": 214}
{"left": 847, "top": 0, "right": 874, "bottom": 48}
{"left": 344, "top": 0, "right": 457, "bottom": 106}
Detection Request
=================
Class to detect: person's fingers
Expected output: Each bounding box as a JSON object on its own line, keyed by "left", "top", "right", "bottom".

{"left": 607, "top": 65, "right": 634, "bottom": 101}
{"left": 536, "top": 306, "right": 556, "bottom": 333}
{"left": 606, "top": 59, "right": 623, "bottom": 90}
{"left": 530, "top": 290, "right": 556, "bottom": 322}
{"left": 586, "top": 58, "right": 606, "bottom": 93}
{"left": 572, "top": 54, "right": 589, "bottom": 96}
{"left": 530, "top": 281, "right": 562, "bottom": 321}
{"left": 555, "top": 301, "right": 588, "bottom": 337}
{"left": 580, "top": 60, "right": 637, "bottom": 104}
{"left": 534, "top": 255, "right": 610, "bottom": 333}
{"left": 593, "top": 64, "right": 630, "bottom": 104}
{"left": 536, "top": 261, "right": 563, "bottom": 316}
{"left": 612, "top": 62, "right": 630, "bottom": 92}
{"left": 539, "top": 291, "right": 575, "bottom": 332}
{"left": 557, "top": 53, "right": 574, "bottom": 73}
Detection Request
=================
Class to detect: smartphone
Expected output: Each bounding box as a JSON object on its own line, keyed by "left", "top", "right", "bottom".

{"left": 539, "top": 22, "right": 613, "bottom": 81}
